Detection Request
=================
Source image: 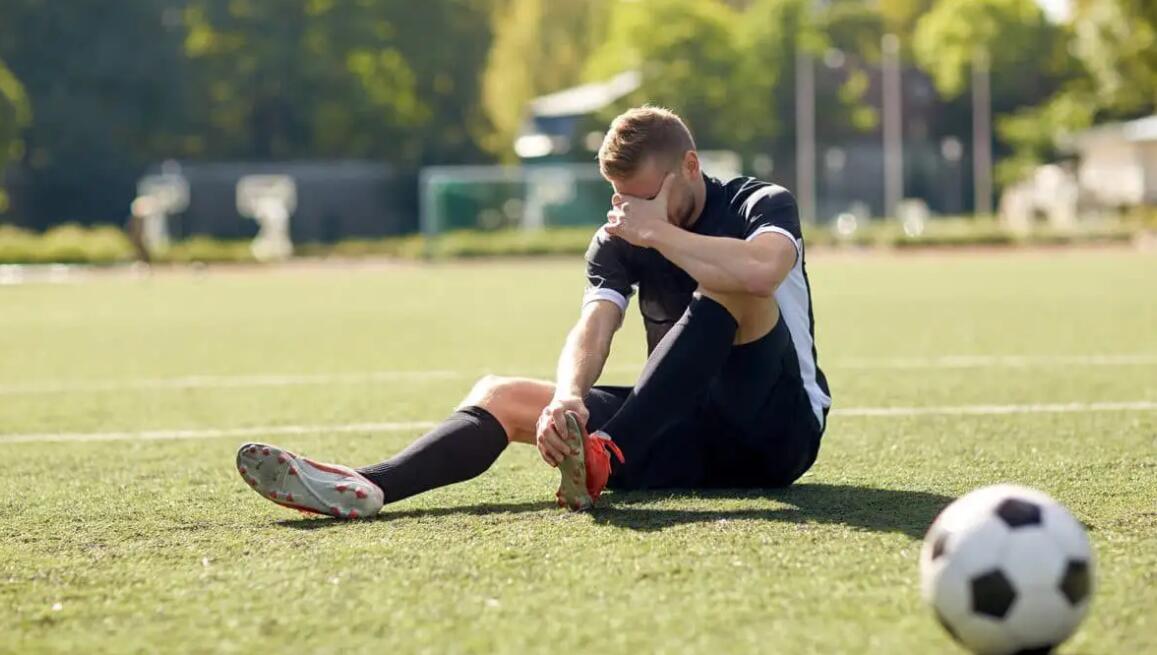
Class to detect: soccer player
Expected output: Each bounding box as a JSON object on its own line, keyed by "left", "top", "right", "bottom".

{"left": 236, "top": 106, "right": 832, "bottom": 519}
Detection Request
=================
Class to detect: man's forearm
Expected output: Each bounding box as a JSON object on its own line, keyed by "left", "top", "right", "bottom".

{"left": 555, "top": 316, "right": 613, "bottom": 397}
{"left": 649, "top": 223, "right": 764, "bottom": 294}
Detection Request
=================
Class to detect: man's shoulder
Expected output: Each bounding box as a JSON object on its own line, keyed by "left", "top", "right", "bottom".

{"left": 721, "top": 176, "right": 797, "bottom": 216}
{"left": 586, "top": 225, "right": 638, "bottom": 261}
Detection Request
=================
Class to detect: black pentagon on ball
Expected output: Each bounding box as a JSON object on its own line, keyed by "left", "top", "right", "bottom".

{"left": 995, "top": 497, "right": 1043, "bottom": 528}
{"left": 971, "top": 569, "right": 1017, "bottom": 618}
{"left": 931, "top": 532, "right": 949, "bottom": 560}
{"left": 1059, "top": 559, "right": 1091, "bottom": 605}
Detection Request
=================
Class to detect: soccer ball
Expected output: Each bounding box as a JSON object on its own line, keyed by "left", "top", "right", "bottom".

{"left": 919, "top": 484, "right": 1094, "bottom": 655}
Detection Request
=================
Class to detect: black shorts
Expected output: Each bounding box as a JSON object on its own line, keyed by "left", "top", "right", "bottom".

{"left": 584, "top": 315, "right": 823, "bottom": 491}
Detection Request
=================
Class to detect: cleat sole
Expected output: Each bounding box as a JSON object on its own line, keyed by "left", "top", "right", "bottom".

{"left": 235, "top": 442, "right": 384, "bottom": 520}
{"left": 556, "top": 412, "right": 594, "bottom": 511}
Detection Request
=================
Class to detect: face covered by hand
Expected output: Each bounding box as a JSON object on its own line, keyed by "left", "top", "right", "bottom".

{"left": 605, "top": 171, "right": 682, "bottom": 248}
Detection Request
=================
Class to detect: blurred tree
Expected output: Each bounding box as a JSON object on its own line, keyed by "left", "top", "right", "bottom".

{"left": 183, "top": 0, "right": 495, "bottom": 166}
{"left": 1070, "top": 0, "right": 1157, "bottom": 113}
{"left": 0, "top": 58, "right": 30, "bottom": 215}
{"left": 913, "top": 0, "right": 1067, "bottom": 105}
{"left": 480, "top": 0, "right": 610, "bottom": 159}
{"left": 876, "top": 0, "right": 937, "bottom": 42}
{"left": 995, "top": 82, "right": 1096, "bottom": 184}
{"left": 586, "top": 0, "right": 777, "bottom": 155}
{"left": 913, "top": 0, "right": 1075, "bottom": 186}
{"left": 993, "top": 0, "right": 1156, "bottom": 185}
{"left": 0, "top": 0, "right": 194, "bottom": 227}
{"left": 813, "top": 0, "right": 888, "bottom": 134}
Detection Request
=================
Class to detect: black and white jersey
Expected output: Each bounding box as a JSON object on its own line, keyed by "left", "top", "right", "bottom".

{"left": 583, "top": 174, "right": 832, "bottom": 428}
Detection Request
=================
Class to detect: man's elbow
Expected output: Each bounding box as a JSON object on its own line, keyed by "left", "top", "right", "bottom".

{"left": 741, "top": 266, "right": 781, "bottom": 298}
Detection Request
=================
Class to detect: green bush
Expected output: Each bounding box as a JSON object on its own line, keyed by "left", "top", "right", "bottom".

{"left": 0, "top": 223, "right": 134, "bottom": 264}
{"left": 0, "top": 216, "right": 1150, "bottom": 266}
{"left": 433, "top": 227, "right": 594, "bottom": 258}
{"left": 158, "top": 237, "right": 254, "bottom": 264}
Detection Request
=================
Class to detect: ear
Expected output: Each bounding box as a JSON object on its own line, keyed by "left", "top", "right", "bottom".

{"left": 683, "top": 150, "right": 700, "bottom": 178}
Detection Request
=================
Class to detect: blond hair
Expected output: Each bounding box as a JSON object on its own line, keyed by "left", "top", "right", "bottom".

{"left": 597, "top": 106, "right": 696, "bottom": 179}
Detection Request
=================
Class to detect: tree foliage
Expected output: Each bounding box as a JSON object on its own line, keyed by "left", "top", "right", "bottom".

{"left": 0, "top": 0, "right": 1155, "bottom": 227}
{"left": 183, "top": 0, "right": 494, "bottom": 165}
{"left": 1071, "top": 0, "right": 1157, "bottom": 113}
{"left": 0, "top": 0, "right": 194, "bottom": 225}
{"left": 480, "top": 0, "right": 609, "bottom": 158}
{"left": 913, "top": 0, "right": 1067, "bottom": 105}
{"left": 0, "top": 58, "right": 30, "bottom": 211}
{"left": 586, "top": 0, "right": 886, "bottom": 159}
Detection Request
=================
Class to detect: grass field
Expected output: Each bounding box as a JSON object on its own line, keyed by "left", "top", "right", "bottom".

{"left": 2, "top": 250, "right": 1155, "bottom": 654}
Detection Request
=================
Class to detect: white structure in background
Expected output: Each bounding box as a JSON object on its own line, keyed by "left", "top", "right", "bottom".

{"left": 1001, "top": 115, "right": 1157, "bottom": 231}
{"left": 999, "top": 163, "right": 1079, "bottom": 233}
{"left": 134, "top": 163, "right": 189, "bottom": 252}
{"left": 897, "top": 199, "right": 930, "bottom": 237}
{"left": 515, "top": 71, "right": 642, "bottom": 160}
{"left": 1068, "top": 114, "right": 1157, "bottom": 207}
{"left": 237, "top": 175, "right": 296, "bottom": 262}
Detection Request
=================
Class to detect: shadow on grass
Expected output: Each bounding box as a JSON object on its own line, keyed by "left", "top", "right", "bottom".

{"left": 592, "top": 484, "right": 954, "bottom": 538}
{"left": 277, "top": 483, "right": 952, "bottom": 539}
{"left": 277, "top": 501, "right": 556, "bottom": 530}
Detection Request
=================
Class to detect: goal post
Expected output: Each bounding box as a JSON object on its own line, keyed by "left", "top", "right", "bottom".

{"left": 419, "top": 164, "right": 611, "bottom": 241}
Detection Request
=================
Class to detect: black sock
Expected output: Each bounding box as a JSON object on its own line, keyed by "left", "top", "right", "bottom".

{"left": 356, "top": 406, "right": 508, "bottom": 503}
{"left": 600, "top": 295, "right": 737, "bottom": 447}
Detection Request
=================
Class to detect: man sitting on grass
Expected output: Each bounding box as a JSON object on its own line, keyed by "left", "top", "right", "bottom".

{"left": 236, "top": 106, "right": 832, "bottom": 519}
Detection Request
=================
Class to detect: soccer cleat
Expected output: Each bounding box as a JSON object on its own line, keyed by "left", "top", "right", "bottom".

{"left": 555, "top": 412, "right": 625, "bottom": 511}
{"left": 235, "top": 442, "right": 384, "bottom": 519}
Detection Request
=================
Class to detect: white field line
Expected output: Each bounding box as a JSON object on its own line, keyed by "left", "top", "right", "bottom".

{"left": 832, "top": 400, "right": 1157, "bottom": 417}
{"left": 833, "top": 354, "right": 1157, "bottom": 369}
{"left": 2, "top": 401, "right": 1155, "bottom": 445}
{"left": 0, "top": 421, "right": 439, "bottom": 445}
{"left": 3, "top": 354, "right": 1156, "bottom": 396}
{"left": 0, "top": 370, "right": 465, "bottom": 395}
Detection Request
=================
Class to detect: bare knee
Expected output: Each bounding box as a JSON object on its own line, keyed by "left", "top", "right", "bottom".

{"left": 695, "top": 288, "right": 779, "bottom": 345}
{"left": 461, "top": 375, "right": 501, "bottom": 407}
{"left": 460, "top": 376, "right": 553, "bottom": 443}
{"left": 695, "top": 287, "right": 747, "bottom": 319}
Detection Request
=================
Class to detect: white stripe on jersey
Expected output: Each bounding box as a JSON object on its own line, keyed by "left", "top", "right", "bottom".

{"left": 582, "top": 287, "right": 631, "bottom": 313}
{"left": 747, "top": 230, "right": 831, "bottom": 428}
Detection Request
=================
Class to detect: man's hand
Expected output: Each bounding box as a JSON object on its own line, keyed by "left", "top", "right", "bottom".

{"left": 605, "top": 173, "right": 676, "bottom": 247}
{"left": 536, "top": 394, "right": 589, "bottom": 467}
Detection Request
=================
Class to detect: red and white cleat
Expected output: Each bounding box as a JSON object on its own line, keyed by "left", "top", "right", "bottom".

{"left": 236, "top": 442, "right": 384, "bottom": 519}
{"left": 555, "top": 412, "right": 624, "bottom": 512}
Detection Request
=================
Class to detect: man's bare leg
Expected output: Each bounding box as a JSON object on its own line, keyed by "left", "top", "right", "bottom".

{"left": 455, "top": 375, "right": 555, "bottom": 445}
{"left": 236, "top": 375, "right": 562, "bottom": 518}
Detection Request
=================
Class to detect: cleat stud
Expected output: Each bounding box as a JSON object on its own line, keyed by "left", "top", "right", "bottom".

{"left": 286, "top": 493, "right": 294, "bottom": 502}
{"left": 288, "top": 467, "right": 297, "bottom": 476}
{"left": 269, "top": 491, "right": 278, "bottom": 499}
{"left": 329, "top": 506, "right": 341, "bottom": 517}
{"left": 335, "top": 484, "right": 348, "bottom": 493}
{"left": 277, "top": 454, "right": 287, "bottom": 464}
{"left": 354, "top": 488, "right": 367, "bottom": 499}
{"left": 238, "top": 466, "right": 246, "bottom": 474}
{"left": 348, "top": 510, "right": 359, "bottom": 519}
{"left": 262, "top": 447, "right": 271, "bottom": 456}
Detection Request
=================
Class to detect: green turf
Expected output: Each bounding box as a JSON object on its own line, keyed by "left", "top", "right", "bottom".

{"left": 1, "top": 251, "right": 1155, "bottom": 654}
